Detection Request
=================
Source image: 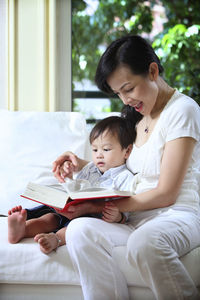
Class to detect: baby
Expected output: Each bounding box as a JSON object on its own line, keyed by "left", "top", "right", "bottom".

{"left": 8, "top": 116, "right": 135, "bottom": 253}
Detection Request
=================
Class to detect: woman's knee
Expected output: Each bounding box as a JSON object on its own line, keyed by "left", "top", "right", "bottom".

{"left": 126, "top": 226, "right": 165, "bottom": 266}
{"left": 66, "top": 217, "right": 102, "bottom": 245}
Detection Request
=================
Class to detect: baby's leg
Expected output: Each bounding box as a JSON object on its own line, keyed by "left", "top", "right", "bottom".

{"left": 34, "top": 227, "right": 66, "bottom": 254}
{"left": 8, "top": 207, "right": 60, "bottom": 244}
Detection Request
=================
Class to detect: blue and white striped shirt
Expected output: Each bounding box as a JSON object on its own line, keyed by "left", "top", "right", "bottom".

{"left": 76, "top": 162, "right": 135, "bottom": 192}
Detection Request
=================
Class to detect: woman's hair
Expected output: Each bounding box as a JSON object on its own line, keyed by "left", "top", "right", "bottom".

{"left": 121, "top": 105, "right": 143, "bottom": 130}
{"left": 94, "top": 35, "right": 160, "bottom": 131}
{"left": 95, "top": 35, "right": 164, "bottom": 95}
{"left": 89, "top": 116, "right": 136, "bottom": 148}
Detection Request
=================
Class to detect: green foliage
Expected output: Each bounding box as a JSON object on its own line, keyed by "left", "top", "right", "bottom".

{"left": 152, "top": 0, "right": 200, "bottom": 104}
{"left": 153, "top": 24, "right": 200, "bottom": 104}
{"left": 159, "top": 0, "right": 200, "bottom": 29}
{"left": 72, "top": 0, "right": 200, "bottom": 110}
{"left": 72, "top": 0, "right": 154, "bottom": 84}
{"left": 153, "top": 24, "right": 200, "bottom": 103}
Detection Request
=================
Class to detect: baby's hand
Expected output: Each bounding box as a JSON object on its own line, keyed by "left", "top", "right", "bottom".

{"left": 102, "top": 202, "right": 125, "bottom": 223}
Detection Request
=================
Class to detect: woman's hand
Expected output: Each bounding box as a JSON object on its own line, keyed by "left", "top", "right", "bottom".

{"left": 59, "top": 161, "right": 74, "bottom": 180}
{"left": 52, "top": 151, "right": 88, "bottom": 183}
{"left": 55, "top": 201, "right": 105, "bottom": 219}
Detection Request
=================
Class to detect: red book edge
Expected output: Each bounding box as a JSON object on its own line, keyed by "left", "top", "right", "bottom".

{"left": 20, "top": 194, "right": 129, "bottom": 213}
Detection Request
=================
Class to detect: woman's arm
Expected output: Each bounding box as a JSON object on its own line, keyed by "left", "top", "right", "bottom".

{"left": 114, "top": 137, "right": 196, "bottom": 212}
{"left": 52, "top": 151, "right": 89, "bottom": 182}
{"left": 54, "top": 137, "right": 196, "bottom": 217}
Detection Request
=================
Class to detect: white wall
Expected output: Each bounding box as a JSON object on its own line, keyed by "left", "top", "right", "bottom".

{"left": 2, "top": 0, "right": 71, "bottom": 111}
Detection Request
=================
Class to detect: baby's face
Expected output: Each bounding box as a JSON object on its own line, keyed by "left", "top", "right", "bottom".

{"left": 91, "top": 131, "right": 130, "bottom": 173}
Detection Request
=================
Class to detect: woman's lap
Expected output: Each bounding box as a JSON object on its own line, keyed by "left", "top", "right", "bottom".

{"left": 126, "top": 209, "right": 200, "bottom": 299}
{"left": 67, "top": 208, "right": 200, "bottom": 253}
{"left": 127, "top": 208, "right": 200, "bottom": 257}
{"left": 66, "top": 217, "right": 133, "bottom": 248}
{"left": 66, "top": 209, "right": 200, "bottom": 299}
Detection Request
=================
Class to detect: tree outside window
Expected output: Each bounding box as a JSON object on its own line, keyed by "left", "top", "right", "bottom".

{"left": 72, "top": 0, "right": 200, "bottom": 122}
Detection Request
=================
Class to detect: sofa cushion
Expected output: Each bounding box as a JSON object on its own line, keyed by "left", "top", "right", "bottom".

{"left": 0, "top": 217, "right": 80, "bottom": 285}
{"left": 0, "top": 110, "right": 89, "bottom": 215}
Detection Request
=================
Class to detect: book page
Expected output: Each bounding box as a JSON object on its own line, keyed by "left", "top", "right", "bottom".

{"left": 69, "top": 188, "right": 132, "bottom": 200}
{"left": 75, "top": 187, "right": 107, "bottom": 192}
{"left": 22, "top": 182, "right": 69, "bottom": 209}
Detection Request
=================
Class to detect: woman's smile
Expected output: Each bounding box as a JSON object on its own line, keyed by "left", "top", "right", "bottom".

{"left": 133, "top": 101, "right": 143, "bottom": 112}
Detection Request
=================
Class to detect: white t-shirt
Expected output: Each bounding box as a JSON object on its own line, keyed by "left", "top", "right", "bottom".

{"left": 127, "top": 90, "right": 200, "bottom": 212}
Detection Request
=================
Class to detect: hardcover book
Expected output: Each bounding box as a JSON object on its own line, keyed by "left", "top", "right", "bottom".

{"left": 21, "top": 182, "right": 132, "bottom": 212}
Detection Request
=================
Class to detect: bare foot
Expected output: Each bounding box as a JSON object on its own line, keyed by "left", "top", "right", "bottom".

{"left": 8, "top": 206, "right": 27, "bottom": 243}
{"left": 34, "top": 233, "right": 60, "bottom": 254}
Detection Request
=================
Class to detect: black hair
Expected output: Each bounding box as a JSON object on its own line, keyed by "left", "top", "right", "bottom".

{"left": 121, "top": 105, "right": 143, "bottom": 130}
{"left": 89, "top": 116, "right": 136, "bottom": 148}
{"left": 95, "top": 35, "right": 164, "bottom": 95}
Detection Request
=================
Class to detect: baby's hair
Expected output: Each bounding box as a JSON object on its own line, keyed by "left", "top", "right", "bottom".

{"left": 89, "top": 116, "right": 136, "bottom": 149}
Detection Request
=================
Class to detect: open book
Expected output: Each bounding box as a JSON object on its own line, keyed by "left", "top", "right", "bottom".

{"left": 21, "top": 182, "right": 132, "bottom": 212}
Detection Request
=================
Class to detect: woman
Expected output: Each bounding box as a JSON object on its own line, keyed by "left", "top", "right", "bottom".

{"left": 53, "top": 35, "right": 200, "bottom": 299}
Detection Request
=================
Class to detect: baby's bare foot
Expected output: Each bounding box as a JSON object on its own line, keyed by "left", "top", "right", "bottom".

{"left": 34, "top": 233, "right": 60, "bottom": 254}
{"left": 8, "top": 205, "right": 22, "bottom": 215}
{"left": 8, "top": 206, "right": 27, "bottom": 243}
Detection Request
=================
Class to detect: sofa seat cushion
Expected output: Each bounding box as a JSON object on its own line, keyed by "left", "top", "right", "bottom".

{"left": 0, "top": 217, "right": 80, "bottom": 285}
{"left": 1, "top": 217, "right": 200, "bottom": 288}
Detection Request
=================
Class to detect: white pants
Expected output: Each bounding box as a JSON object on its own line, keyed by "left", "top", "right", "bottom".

{"left": 66, "top": 208, "right": 200, "bottom": 300}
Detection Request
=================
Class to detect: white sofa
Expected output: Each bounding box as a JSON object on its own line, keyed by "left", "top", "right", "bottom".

{"left": 0, "top": 110, "right": 200, "bottom": 300}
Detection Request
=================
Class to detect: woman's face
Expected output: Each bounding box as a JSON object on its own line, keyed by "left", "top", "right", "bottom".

{"left": 107, "top": 65, "right": 159, "bottom": 116}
